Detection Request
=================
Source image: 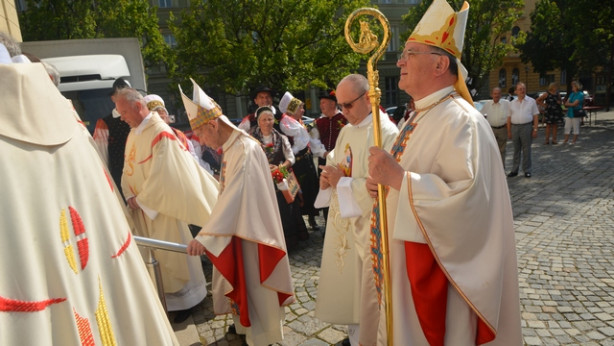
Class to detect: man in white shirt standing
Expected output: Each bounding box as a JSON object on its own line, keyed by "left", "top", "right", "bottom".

{"left": 507, "top": 82, "right": 539, "bottom": 178}
{"left": 481, "top": 87, "right": 510, "bottom": 169}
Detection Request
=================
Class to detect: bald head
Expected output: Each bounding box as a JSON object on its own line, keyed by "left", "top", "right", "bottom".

{"left": 336, "top": 74, "right": 371, "bottom": 125}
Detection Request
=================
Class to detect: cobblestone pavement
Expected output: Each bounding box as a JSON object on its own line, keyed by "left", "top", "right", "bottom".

{"left": 172, "top": 112, "right": 614, "bottom": 345}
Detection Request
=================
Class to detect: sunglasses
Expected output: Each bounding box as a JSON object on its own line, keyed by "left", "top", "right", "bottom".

{"left": 339, "top": 92, "right": 366, "bottom": 110}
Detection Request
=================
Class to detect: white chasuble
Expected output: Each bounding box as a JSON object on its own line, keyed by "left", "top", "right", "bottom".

{"left": 195, "top": 130, "right": 294, "bottom": 346}
{"left": 122, "top": 113, "right": 219, "bottom": 311}
{"left": 378, "top": 87, "right": 522, "bottom": 345}
{"left": 0, "top": 63, "right": 178, "bottom": 345}
{"left": 316, "top": 113, "right": 398, "bottom": 346}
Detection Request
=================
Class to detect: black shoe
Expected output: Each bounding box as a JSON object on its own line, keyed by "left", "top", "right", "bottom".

{"left": 172, "top": 309, "right": 192, "bottom": 323}
{"left": 525, "top": 172, "right": 532, "bottom": 178}
{"left": 227, "top": 324, "right": 237, "bottom": 334}
{"left": 339, "top": 337, "right": 351, "bottom": 346}
{"left": 507, "top": 171, "right": 518, "bottom": 177}
{"left": 308, "top": 216, "right": 319, "bottom": 230}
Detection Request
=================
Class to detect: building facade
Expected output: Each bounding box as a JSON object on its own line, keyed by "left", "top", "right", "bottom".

{"left": 0, "top": 0, "right": 21, "bottom": 42}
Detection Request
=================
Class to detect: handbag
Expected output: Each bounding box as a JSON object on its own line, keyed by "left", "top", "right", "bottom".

{"left": 573, "top": 108, "right": 586, "bottom": 118}
{"left": 276, "top": 171, "right": 301, "bottom": 204}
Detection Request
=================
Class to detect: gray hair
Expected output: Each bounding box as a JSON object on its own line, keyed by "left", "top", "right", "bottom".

{"left": 116, "top": 88, "right": 146, "bottom": 109}
{"left": 432, "top": 46, "right": 458, "bottom": 77}
{"left": 0, "top": 32, "right": 21, "bottom": 57}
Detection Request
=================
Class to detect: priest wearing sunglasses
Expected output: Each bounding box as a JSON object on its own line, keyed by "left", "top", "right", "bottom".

{"left": 315, "top": 73, "right": 398, "bottom": 346}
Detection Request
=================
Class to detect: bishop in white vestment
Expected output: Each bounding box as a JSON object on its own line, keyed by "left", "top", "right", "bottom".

{"left": 120, "top": 90, "right": 219, "bottom": 312}
{"left": 367, "top": 1, "right": 522, "bottom": 344}
{"left": 182, "top": 80, "right": 294, "bottom": 346}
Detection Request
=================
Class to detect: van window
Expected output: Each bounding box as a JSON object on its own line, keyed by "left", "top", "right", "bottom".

{"left": 63, "top": 88, "right": 115, "bottom": 134}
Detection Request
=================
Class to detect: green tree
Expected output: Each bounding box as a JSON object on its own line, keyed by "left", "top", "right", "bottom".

{"left": 521, "top": 0, "right": 614, "bottom": 108}
{"left": 19, "top": 0, "right": 172, "bottom": 73}
{"left": 519, "top": 0, "right": 576, "bottom": 91}
{"left": 169, "top": 0, "right": 371, "bottom": 97}
{"left": 401, "top": 0, "right": 524, "bottom": 95}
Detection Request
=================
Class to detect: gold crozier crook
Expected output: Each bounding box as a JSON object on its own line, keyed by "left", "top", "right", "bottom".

{"left": 344, "top": 8, "right": 393, "bottom": 345}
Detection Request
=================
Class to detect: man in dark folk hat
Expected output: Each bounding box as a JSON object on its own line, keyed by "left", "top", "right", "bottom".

{"left": 238, "top": 85, "right": 283, "bottom": 133}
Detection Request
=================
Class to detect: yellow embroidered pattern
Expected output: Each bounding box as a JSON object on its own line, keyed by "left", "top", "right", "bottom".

{"left": 60, "top": 209, "right": 78, "bottom": 274}
{"left": 125, "top": 145, "right": 136, "bottom": 176}
{"left": 95, "top": 279, "right": 117, "bottom": 346}
{"left": 330, "top": 191, "right": 351, "bottom": 272}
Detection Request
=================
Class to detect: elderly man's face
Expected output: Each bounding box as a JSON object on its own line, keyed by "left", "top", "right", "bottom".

{"left": 116, "top": 97, "right": 144, "bottom": 128}
{"left": 515, "top": 84, "right": 526, "bottom": 99}
{"left": 254, "top": 92, "right": 273, "bottom": 107}
{"left": 396, "top": 42, "right": 440, "bottom": 99}
{"left": 320, "top": 98, "right": 337, "bottom": 118}
{"left": 193, "top": 120, "right": 222, "bottom": 149}
{"left": 491, "top": 88, "right": 502, "bottom": 103}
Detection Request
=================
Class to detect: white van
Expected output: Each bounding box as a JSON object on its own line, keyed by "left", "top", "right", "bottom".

{"left": 21, "top": 38, "right": 146, "bottom": 133}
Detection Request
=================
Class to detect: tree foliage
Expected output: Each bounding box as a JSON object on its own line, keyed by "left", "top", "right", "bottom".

{"left": 169, "top": 0, "right": 371, "bottom": 97}
{"left": 19, "top": 0, "right": 172, "bottom": 72}
{"left": 520, "top": 0, "right": 614, "bottom": 105}
{"left": 401, "top": 0, "right": 524, "bottom": 94}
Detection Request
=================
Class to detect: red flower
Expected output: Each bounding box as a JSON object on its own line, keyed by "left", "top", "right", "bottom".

{"left": 264, "top": 142, "right": 274, "bottom": 154}
{"left": 271, "top": 165, "right": 290, "bottom": 184}
{"left": 272, "top": 169, "right": 284, "bottom": 183}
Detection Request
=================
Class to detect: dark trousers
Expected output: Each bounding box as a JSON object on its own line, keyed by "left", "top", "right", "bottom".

{"left": 511, "top": 123, "right": 533, "bottom": 174}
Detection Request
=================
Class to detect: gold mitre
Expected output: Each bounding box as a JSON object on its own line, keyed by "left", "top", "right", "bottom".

{"left": 408, "top": 0, "right": 472, "bottom": 104}
{"left": 279, "top": 91, "right": 302, "bottom": 115}
{"left": 179, "top": 78, "right": 223, "bottom": 130}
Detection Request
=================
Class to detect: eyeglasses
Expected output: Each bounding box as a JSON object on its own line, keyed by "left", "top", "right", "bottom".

{"left": 397, "top": 49, "right": 442, "bottom": 61}
{"left": 339, "top": 92, "right": 366, "bottom": 110}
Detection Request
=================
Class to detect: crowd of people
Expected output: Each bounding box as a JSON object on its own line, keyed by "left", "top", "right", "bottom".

{"left": 481, "top": 79, "right": 586, "bottom": 178}
{"left": 1, "top": 0, "right": 527, "bottom": 344}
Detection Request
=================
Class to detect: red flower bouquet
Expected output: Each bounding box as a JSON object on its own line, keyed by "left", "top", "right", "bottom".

{"left": 271, "top": 166, "right": 299, "bottom": 203}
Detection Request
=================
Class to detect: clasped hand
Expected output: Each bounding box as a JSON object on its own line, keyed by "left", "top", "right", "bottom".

{"left": 319, "top": 164, "right": 343, "bottom": 189}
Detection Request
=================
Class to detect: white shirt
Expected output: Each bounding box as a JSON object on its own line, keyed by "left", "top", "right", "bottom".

{"left": 481, "top": 99, "right": 510, "bottom": 127}
{"left": 509, "top": 96, "right": 539, "bottom": 124}
{"left": 279, "top": 115, "right": 310, "bottom": 154}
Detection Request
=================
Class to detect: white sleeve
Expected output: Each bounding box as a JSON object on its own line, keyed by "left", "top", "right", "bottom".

{"left": 282, "top": 135, "right": 295, "bottom": 165}
{"left": 92, "top": 121, "right": 109, "bottom": 166}
{"left": 308, "top": 127, "right": 327, "bottom": 158}
{"left": 238, "top": 118, "right": 251, "bottom": 132}
{"left": 335, "top": 177, "right": 363, "bottom": 218}
{"left": 280, "top": 116, "right": 309, "bottom": 154}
